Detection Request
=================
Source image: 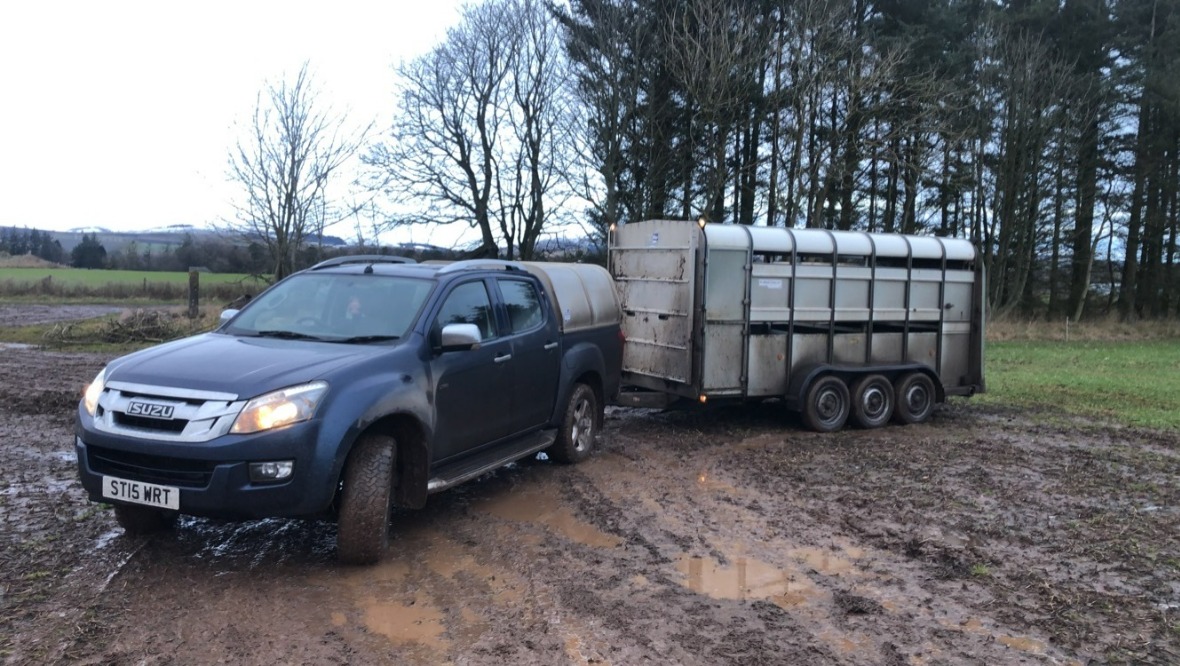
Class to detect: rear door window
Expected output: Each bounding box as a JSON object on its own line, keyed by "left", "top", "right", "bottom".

{"left": 499, "top": 279, "right": 544, "bottom": 333}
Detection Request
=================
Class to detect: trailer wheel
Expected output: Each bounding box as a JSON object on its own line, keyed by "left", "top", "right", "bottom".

{"left": 114, "top": 504, "right": 177, "bottom": 535}
{"left": 893, "top": 372, "right": 936, "bottom": 425}
{"left": 337, "top": 433, "right": 396, "bottom": 565}
{"left": 851, "top": 374, "right": 894, "bottom": 429}
{"left": 547, "top": 382, "right": 599, "bottom": 464}
{"left": 802, "top": 375, "right": 850, "bottom": 432}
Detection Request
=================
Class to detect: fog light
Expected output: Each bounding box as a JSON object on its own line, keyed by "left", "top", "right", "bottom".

{"left": 249, "top": 460, "right": 294, "bottom": 482}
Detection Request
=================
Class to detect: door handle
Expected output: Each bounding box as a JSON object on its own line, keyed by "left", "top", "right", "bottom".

{"left": 544, "top": 342, "right": 559, "bottom": 351}
{"left": 494, "top": 353, "right": 513, "bottom": 363}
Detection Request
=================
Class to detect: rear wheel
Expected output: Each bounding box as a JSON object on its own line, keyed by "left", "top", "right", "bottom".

{"left": 893, "top": 372, "right": 937, "bottom": 425}
{"left": 851, "top": 374, "right": 894, "bottom": 429}
{"left": 802, "top": 375, "right": 850, "bottom": 432}
{"left": 337, "top": 433, "right": 396, "bottom": 565}
{"left": 547, "top": 383, "right": 599, "bottom": 464}
{"left": 114, "top": 504, "right": 177, "bottom": 535}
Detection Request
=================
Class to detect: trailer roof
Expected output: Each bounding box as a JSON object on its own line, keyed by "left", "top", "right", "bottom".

{"left": 701, "top": 223, "right": 976, "bottom": 262}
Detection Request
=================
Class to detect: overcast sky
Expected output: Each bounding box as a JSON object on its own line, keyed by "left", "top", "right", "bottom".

{"left": 0, "top": 0, "right": 466, "bottom": 244}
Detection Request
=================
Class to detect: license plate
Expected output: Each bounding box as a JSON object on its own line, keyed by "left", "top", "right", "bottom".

{"left": 102, "top": 476, "right": 180, "bottom": 510}
{"left": 126, "top": 400, "right": 176, "bottom": 419}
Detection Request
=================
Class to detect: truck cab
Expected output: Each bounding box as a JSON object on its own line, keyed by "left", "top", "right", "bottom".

{"left": 75, "top": 257, "right": 622, "bottom": 563}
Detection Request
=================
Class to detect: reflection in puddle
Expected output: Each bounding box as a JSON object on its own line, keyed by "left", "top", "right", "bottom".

{"left": 945, "top": 617, "right": 1050, "bottom": 656}
{"left": 696, "top": 470, "right": 738, "bottom": 494}
{"left": 676, "top": 555, "right": 821, "bottom": 607}
{"left": 323, "top": 530, "right": 535, "bottom": 655}
{"left": 732, "top": 433, "right": 787, "bottom": 451}
{"left": 475, "top": 486, "right": 621, "bottom": 549}
{"left": 998, "top": 634, "right": 1046, "bottom": 654}
{"left": 674, "top": 552, "right": 890, "bottom": 659}
{"left": 817, "top": 629, "right": 870, "bottom": 656}
{"left": 419, "top": 533, "right": 523, "bottom": 604}
{"left": 360, "top": 591, "right": 447, "bottom": 649}
{"left": 330, "top": 559, "right": 452, "bottom": 656}
{"left": 790, "top": 546, "right": 863, "bottom": 576}
{"left": 674, "top": 541, "right": 872, "bottom": 609}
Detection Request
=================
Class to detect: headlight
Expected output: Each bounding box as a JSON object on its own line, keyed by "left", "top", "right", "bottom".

{"left": 83, "top": 368, "right": 106, "bottom": 416}
{"left": 230, "top": 381, "right": 328, "bottom": 434}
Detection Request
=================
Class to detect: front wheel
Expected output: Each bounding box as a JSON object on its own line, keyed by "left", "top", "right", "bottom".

{"left": 547, "top": 383, "right": 599, "bottom": 464}
{"left": 893, "top": 372, "right": 937, "bottom": 425}
{"left": 802, "top": 375, "right": 850, "bottom": 432}
{"left": 114, "top": 504, "right": 177, "bottom": 535}
{"left": 337, "top": 433, "right": 396, "bottom": 565}
{"left": 851, "top": 374, "right": 894, "bottom": 429}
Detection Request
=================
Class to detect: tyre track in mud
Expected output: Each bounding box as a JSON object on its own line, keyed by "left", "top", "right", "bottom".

{"left": 3, "top": 346, "right": 1179, "bottom": 664}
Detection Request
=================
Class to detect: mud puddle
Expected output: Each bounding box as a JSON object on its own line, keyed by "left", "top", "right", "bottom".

{"left": 2, "top": 344, "right": 1178, "bottom": 664}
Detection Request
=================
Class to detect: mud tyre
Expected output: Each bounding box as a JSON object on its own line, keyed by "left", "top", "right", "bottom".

{"left": 850, "top": 374, "right": 894, "bottom": 429}
{"left": 892, "top": 372, "right": 937, "bottom": 425}
{"left": 802, "top": 375, "right": 850, "bottom": 432}
{"left": 547, "top": 383, "right": 599, "bottom": 464}
{"left": 337, "top": 433, "right": 396, "bottom": 565}
{"left": 114, "top": 504, "right": 177, "bottom": 535}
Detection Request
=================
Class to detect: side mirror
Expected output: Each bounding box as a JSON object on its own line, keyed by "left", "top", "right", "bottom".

{"left": 438, "top": 323, "right": 481, "bottom": 351}
{"left": 219, "top": 309, "right": 240, "bottom": 325}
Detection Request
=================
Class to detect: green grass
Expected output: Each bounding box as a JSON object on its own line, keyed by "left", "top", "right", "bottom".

{"left": 0, "top": 267, "right": 264, "bottom": 287}
{"left": 977, "top": 340, "right": 1180, "bottom": 430}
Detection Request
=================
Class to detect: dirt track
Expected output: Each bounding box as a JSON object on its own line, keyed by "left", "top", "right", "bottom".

{"left": 2, "top": 337, "right": 1179, "bottom": 664}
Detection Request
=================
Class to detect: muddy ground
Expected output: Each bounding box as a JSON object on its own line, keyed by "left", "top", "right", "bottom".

{"left": 2, "top": 309, "right": 1179, "bottom": 665}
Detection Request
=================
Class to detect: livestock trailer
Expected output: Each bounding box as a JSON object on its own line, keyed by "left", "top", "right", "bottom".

{"left": 608, "top": 219, "right": 985, "bottom": 431}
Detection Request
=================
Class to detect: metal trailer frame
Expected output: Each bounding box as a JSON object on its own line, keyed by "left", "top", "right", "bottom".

{"left": 609, "top": 219, "right": 985, "bottom": 429}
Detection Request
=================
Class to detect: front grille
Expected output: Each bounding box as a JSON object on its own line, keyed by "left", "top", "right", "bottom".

{"left": 88, "top": 445, "right": 217, "bottom": 488}
{"left": 113, "top": 413, "right": 190, "bottom": 433}
{"left": 96, "top": 383, "right": 243, "bottom": 443}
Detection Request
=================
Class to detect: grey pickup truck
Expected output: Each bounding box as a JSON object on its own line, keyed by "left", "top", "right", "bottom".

{"left": 75, "top": 257, "right": 623, "bottom": 563}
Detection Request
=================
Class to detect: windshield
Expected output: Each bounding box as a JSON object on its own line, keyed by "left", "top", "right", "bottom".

{"left": 225, "top": 273, "right": 433, "bottom": 342}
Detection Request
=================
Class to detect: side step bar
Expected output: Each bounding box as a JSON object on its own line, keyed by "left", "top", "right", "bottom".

{"left": 426, "top": 429, "right": 556, "bottom": 494}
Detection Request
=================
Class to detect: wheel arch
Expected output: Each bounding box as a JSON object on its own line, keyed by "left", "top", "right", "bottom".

{"left": 341, "top": 413, "right": 431, "bottom": 510}
{"left": 549, "top": 342, "right": 607, "bottom": 428}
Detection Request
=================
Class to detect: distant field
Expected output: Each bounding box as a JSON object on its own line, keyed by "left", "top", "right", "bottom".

{"left": 0, "top": 267, "right": 265, "bottom": 287}
{"left": 977, "top": 339, "right": 1180, "bottom": 429}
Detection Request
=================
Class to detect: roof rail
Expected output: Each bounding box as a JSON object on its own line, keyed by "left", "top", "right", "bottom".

{"left": 310, "top": 255, "right": 417, "bottom": 270}
{"left": 435, "top": 259, "right": 527, "bottom": 274}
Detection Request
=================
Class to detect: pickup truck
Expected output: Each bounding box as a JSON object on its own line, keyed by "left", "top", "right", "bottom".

{"left": 75, "top": 256, "right": 623, "bottom": 563}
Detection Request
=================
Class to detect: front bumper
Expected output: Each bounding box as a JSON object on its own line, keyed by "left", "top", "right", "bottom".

{"left": 74, "top": 418, "right": 339, "bottom": 520}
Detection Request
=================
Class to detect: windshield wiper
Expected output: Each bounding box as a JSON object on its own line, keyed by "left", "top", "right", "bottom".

{"left": 254, "top": 330, "right": 325, "bottom": 341}
{"left": 332, "top": 335, "right": 400, "bottom": 344}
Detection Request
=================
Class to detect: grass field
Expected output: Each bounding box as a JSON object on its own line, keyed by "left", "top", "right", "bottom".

{"left": 0, "top": 267, "right": 264, "bottom": 287}
{"left": 0, "top": 267, "right": 269, "bottom": 303}
{"left": 977, "top": 339, "right": 1180, "bottom": 430}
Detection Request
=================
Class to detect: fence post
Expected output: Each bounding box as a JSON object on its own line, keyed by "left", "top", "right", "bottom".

{"left": 188, "top": 269, "right": 199, "bottom": 319}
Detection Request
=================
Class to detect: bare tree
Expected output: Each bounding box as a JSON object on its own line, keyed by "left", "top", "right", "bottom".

{"left": 969, "top": 23, "right": 1073, "bottom": 315}
{"left": 553, "top": 0, "right": 650, "bottom": 233}
{"left": 501, "top": 0, "right": 579, "bottom": 258}
{"left": 228, "top": 63, "right": 367, "bottom": 280}
{"left": 368, "top": 0, "right": 576, "bottom": 259}
{"left": 664, "top": 0, "right": 769, "bottom": 223}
